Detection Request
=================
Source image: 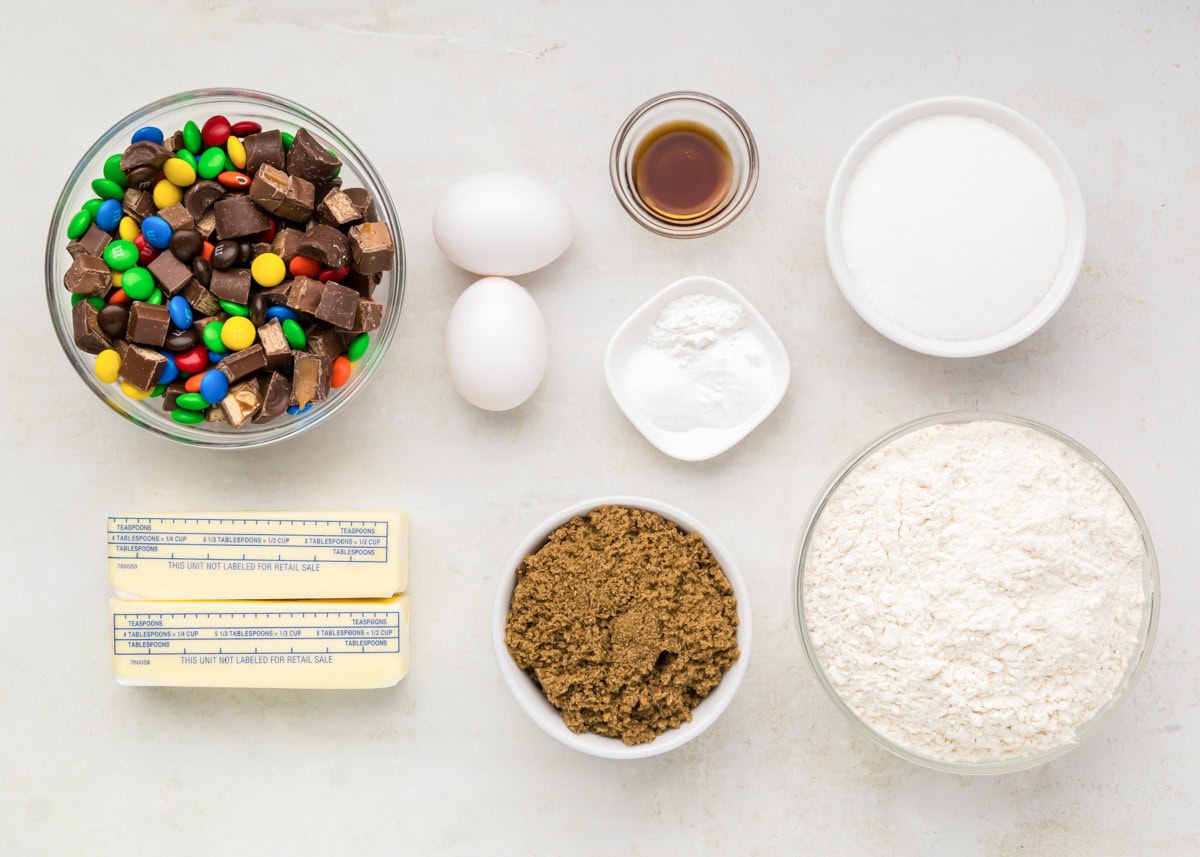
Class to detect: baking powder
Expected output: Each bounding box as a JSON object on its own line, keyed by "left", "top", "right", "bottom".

{"left": 803, "top": 420, "right": 1145, "bottom": 761}
{"left": 626, "top": 295, "right": 771, "bottom": 432}
{"left": 840, "top": 114, "right": 1068, "bottom": 341}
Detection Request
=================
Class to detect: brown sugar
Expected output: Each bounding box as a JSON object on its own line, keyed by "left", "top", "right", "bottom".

{"left": 504, "top": 505, "right": 740, "bottom": 745}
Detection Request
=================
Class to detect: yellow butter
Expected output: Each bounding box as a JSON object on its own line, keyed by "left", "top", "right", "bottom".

{"left": 108, "top": 511, "right": 407, "bottom": 600}
{"left": 111, "top": 596, "right": 409, "bottom": 689}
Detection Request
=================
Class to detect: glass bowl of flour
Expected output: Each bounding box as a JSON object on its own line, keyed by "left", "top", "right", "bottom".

{"left": 794, "top": 413, "right": 1158, "bottom": 774}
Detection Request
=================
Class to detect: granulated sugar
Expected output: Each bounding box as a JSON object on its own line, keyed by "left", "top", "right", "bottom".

{"left": 840, "top": 114, "right": 1068, "bottom": 341}
{"left": 802, "top": 420, "right": 1145, "bottom": 762}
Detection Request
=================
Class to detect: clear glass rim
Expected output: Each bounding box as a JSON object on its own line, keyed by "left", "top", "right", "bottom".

{"left": 791, "top": 411, "right": 1160, "bottom": 775}
{"left": 44, "top": 87, "right": 406, "bottom": 450}
{"left": 609, "top": 90, "right": 759, "bottom": 239}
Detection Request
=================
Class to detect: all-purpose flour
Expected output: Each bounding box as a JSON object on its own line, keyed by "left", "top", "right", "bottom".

{"left": 840, "top": 114, "right": 1068, "bottom": 341}
{"left": 803, "top": 420, "right": 1145, "bottom": 761}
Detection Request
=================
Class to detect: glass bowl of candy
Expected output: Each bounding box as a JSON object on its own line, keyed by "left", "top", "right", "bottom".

{"left": 45, "top": 88, "right": 404, "bottom": 448}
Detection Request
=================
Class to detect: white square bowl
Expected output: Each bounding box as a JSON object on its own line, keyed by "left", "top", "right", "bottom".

{"left": 604, "top": 275, "right": 791, "bottom": 462}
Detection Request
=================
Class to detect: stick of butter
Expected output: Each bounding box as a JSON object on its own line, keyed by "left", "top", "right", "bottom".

{"left": 111, "top": 596, "right": 410, "bottom": 689}
{"left": 108, "top": 511, "right": 407, "bottom": 600}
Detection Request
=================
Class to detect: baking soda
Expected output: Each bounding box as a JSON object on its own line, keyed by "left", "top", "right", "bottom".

{"left": 626, "top": 295, "right": 771, "bottom": 433}
{"left": 840, "top": 114, "right": 1068, "bottom": 341}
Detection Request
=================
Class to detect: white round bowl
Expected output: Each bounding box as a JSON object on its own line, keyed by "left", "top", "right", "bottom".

{"left": 825, "top": 96, "right": 1086, "bottom": 357}
{"left": 493, "top": 495, "right": 752, "bottom": 759}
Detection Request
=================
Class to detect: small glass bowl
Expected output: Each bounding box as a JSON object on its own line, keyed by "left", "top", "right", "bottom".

{"left": 792, "top": 412, "right": 1159, "bottom": 775}
{"left": 45, "top": 88, "right": 405, "bottom": 449}
{"left": 609, "top": 91, "right": 759, "bottom": 238}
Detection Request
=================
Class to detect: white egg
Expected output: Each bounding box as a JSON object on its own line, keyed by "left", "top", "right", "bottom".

{"left": 433, "top": 172, "right": 573, "bottom": 276}
{"left": 445, "top": 277, "right": 549, "bottom": 411}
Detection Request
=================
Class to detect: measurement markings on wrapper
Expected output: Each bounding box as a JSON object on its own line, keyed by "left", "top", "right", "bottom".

{"left": 107, "top": 515, "right": 391, "bottom": 569}
{"left": 114, "top": 608, "right": 402, "bottom": 657}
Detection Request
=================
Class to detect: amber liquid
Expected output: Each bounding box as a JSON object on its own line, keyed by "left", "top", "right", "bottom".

{"left": 632, "top": 121, "right": 733, "bottom": 223}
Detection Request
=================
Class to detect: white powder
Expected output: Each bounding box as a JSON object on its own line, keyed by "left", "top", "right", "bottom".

{"left": 802, "top": 420, "right": 1146, "bottom": 762}
{"left": 626, "top": 295, "right": 772, "bottom": 432}
{"left": 840, "top": 114, "right": 1068, "bottom": 341}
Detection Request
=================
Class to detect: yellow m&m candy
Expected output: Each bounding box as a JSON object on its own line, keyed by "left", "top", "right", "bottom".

{"left": 250, "top": 252, "right": 286, "bottom": 287}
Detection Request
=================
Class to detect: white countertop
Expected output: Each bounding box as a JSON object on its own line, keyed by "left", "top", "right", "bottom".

{"left": 2, "top": 2, "right": 1197, "bottom": 853}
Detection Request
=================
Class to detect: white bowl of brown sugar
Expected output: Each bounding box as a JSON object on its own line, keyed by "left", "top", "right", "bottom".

{"left": 493, "top": 496, "right": 752, "bottom": 759}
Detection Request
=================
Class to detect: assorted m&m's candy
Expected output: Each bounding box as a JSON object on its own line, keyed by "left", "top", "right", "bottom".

{"left": 61, "top": 114, "right": 396, "bottom": 429}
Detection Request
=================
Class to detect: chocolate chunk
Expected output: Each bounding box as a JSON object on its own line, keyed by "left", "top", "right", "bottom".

{"left": 163, "top": 325, "right": 200, "bottom": 353}
{"left": 147, "top": 251, "right": 194, "bottom": 296}
{"left": 168, "top": 229, "right": 204, "bottom": 263}
{"left": 164, "top": 130, "right": 186, "bottom": 153}
{"left": 249, "top": 242, "right": 271, "bottom": 261}
{"left": 286, "top": 276, "right": 325, "bottom": 315}
{"left": 97, "top": 304, "right": 129, "bottom": 339}
{"left": 214, "top": 195, "right": 270, "bottom": 240}
{"left": 67, "top": 224, "right": 112, "bottom": 259}
{"left": 270, "top": 227, "right": 305, "bottom": 262}
{"left": 313, "top": 177, "right": 343, "bottom": 205}
{"left": 262, "top": 279, "right": 292, "bottom": 306}
{"left": 209, "top": 268, "right": 252, "bottom": 304}
{"left": 295, "top": 224, "right": 349, "bottom": 268}
{"left": 184, "top": 180, "right": 225, "bottom": 221}
{"left": 347, "top": 222, "right": 394, "bottom": 274}
{"left": 123, "top": 187, "right": 157, "bottom": 222}
{"left": 125, "top": 166, "right": 157, "bottom": 190}
{"left": 120, "top": 140, "right": 171, "bottom": 172}
{"left": 306, "top": 326, "right": 348, "bottom": 360}
{"left": 285, "top": 128, "right": 341, "bottom": 184}
{"left": 249, "top": 164, "right": 315, "bottom": 222}
{"left": 314, "top": 281, "right": 360, "bottom": 329}
{"left": 182, "top": 281, "right": 222, "bottom": 316}
{"left": 117, "top": 343, "right": 167, "bottom": 391}
{"left": 205, "top": 406, "right": 227, "bottom": 423}
{"left": 253, "top": 371, "right": 292, "bottom": 423}
{"left": 195, "top": 210, "right": 218, "bottom": 240}
{"left": 345, "top": 269, "right": 382, "bottom": 299}
{"left": 217, "top": 344, "right": 267, "bottom": 383}
{"left": 210, "top": 239, "right": 240, "bottom": 271}
{"left": 350, "top": 299, "right": 384, "bottom": 333}
{"left": 126, "top": 301, "right": 171, "bottom": 347}
{"left": 343, "top": 187, "right": 378, "bottom": 222}
{"left": 316, "top": 188, "right": 362, "bottom": 228}
{"left": 162, "top": 381, "right": 187, "bottom": 410}
{"left": 290, "top": 352, "right": 330, "bottom": 407}
{"left": 72, "top": 300, "right": 111, "bottom": 354}
{"left": 256, "top": 318, "right": 291, "bottom": 367}
{"left": 64, "top": 253, "right": 112, "bottom": 297}
{"left": 157, "top": 203, "right": 195, "bottom": 233}
{"left": 220, "top": 377, "right": 262, "bottom": 428}
{"left": 243, "top": 129, "right": 286, "bottom": 175}
{"left": 112, "top": 338, "right": 130, "bottom": 361}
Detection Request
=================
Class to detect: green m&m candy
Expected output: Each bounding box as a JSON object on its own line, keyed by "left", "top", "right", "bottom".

{"left": 102, "top": 154, "right": 127, "bottom": 188}
{"left": 197, "top": 147, "right": 226, "bottom": 180}
{"left": 66, "top": 209, "right": 92, "bottom": 240}
{"left": 183, "top": 120, "right": 203, "bottom": 154}
{"left": 202, "top": 321, "right": 227, "bottom": 353}
{"left": 172, "top": 408, "right": 205, "bottom": 424}
{"left": 346, "top": 333, "right": 369, "bottom": 362}
{"left": 102, "top": 240, "right": 139, "bottom": 272}
{"left": 91, "top": 178, "right": 124, "bottom": 200}
{"left": 119, "top": 266, "right": 155, "bottom": 300}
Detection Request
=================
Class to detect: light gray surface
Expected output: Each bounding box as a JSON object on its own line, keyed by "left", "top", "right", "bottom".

{"left": 1, "top": 2, "right": 1197, "bottom": 854}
